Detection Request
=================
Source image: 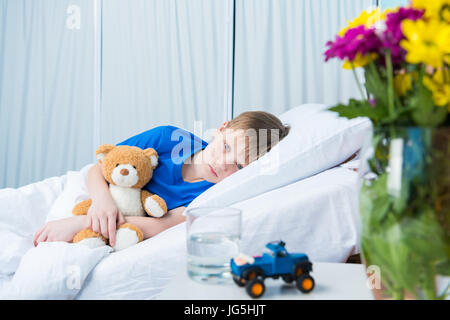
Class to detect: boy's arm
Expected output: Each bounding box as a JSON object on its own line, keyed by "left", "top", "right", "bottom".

{"left": 86, "top": 163, "right": 125, "bottom": 246}
{"left": 125, "top": 206, "right": 186, "bottom": 239}
{"left": 87, "top": 163, "right": 110, "bottom": 201}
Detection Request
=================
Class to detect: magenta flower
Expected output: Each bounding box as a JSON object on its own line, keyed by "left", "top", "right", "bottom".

{"left": 325, "top": 25, "right": 382, "bottom": 63}
{"left": 385, "top": 8, "right": 424, "bottom": 42}
{"left": 382, "top": 7, "right": 424, "bottom": 65}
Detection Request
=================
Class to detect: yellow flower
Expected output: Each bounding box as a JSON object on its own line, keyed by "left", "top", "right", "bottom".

{"left": 342, "top": 53, "right": 378, "bottom": 70}
{"left": 443, "top": 7, "right": 450, "bottom": 23}
{"left": 423, "top": 69, "right": 450, "bottom": 110}
{"left": 394, "top": 73, "right": 413, "bottom": 96}
{"left": 338, "top": 7, "right": 391, "bottom": 36}
{"left": 412, "top": 0, "right": 450, "bottom": 23}
{"left": 400, "top": 19, "right": 450, "bottom": 68}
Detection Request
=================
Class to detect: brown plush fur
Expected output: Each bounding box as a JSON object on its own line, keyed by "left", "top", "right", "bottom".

{"left": 72, "top": 199, "right": 92, "bottom": 216}
{"left": 98, "top": 145, "right": 158, "bottom": 189}
{"left": 73, "top": 229, "right": 107, "bottom": 244}
{"left": 119, "top": 223, "right": 144, "bottom": 242}
{"left": 141, "top": 190, "right": 168, "bottom": 217}
{"left": 71, "top": 144, "right": 167, "bottom": 249}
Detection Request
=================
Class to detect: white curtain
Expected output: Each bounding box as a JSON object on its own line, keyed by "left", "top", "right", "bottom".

{"left": 0, "top": 0, "right": 376, "bottom": 188}
{"left": 0, "top": 0, "right": 231, "bottom": 188}
{"left": 0, "top": 0, "right": 95, "bottom": 188}
{"left": 233, "top": 0, "right": 373, "bottom": 117}
{"left": 100, "top": 0, "right": 230, "bottom": 145}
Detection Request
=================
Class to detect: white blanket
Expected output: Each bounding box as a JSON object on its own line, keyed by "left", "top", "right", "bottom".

{"left": 0, "top": 163, "right": 360, "bottom": 299}
{"left": 4, "top": 242, "right": 111, "bottom": 299}
{"left": 0, "top": 164, "right": 100, "bottom": 299}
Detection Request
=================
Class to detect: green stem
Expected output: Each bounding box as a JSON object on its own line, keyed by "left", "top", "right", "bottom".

{"left": 385, "top": 50, "right": 395, "bottom": 121}
{"left": 442, "top": 68, "right": 449, "bottom": 84}
{"left": 368, "top": 56, "right": 379, "bottom": 80}
{"left": 392, "top": 288, "right": 405, "bottom": 300}
{"left": 385, "top": 50, "right": 396, "bottom": 138}
{"left": 438, "top": 283, "right": 450, "bottom": 300}
{"left": 351, "top": 62, "right": 367, "bottom": 101}
{"left": 367, "top": 55, "right": 396, "bottom": 126}
{"left": 418, "top": 64, "right": 425, "bottom": 85}
{"left": 421, "top": 264, "right": 438, "bottom": 300}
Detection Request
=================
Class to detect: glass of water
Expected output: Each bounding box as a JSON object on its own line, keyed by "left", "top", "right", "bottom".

{"left": 186, "top": 206, "right": 242, "bottom": 284}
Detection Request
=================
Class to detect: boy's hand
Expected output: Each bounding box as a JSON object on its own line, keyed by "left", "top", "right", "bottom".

{"left": 34, "top": 215, "right": 91, "bottom": 246}
{"left": 87, "top": 199, "right": 126, "bottom": 247}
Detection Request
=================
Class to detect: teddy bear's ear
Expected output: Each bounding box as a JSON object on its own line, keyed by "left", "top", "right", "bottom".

{"left": 95, "top": 144, "right": 115, "bottom": 163}
{"left": 143, "top": 148, "right": 159, "bottom": 169}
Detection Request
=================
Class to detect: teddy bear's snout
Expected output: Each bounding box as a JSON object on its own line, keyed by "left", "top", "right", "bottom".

{"left": 120, "top": 168, "right": 129, "bottom": 176}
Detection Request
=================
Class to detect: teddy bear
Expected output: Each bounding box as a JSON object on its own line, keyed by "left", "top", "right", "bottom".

{"left": 72, "top": 144, "right": 168, "bottom": 251}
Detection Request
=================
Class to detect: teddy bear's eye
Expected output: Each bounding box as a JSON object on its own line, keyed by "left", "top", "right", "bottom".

{"left": 133, "top": 166, "right": 136, "bottom": 169}
{"left": 116, "top": 164, "right": 119, "bottom": 167}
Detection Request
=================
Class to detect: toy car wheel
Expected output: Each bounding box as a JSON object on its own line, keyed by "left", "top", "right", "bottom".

{"left": 293, "top": 262, "right": 310, "bottom": 279}
{"left": 282, "top": 275, "right": 294, "bottom": 283}
{"left": 296, "top": 274, "right": 315, "bottom": 293}
{"left": 246, "top": 277, "right": 265, "bottom": 298}
{"left": 232, "top": 274, "right": 246, "bottom": 287}
{"left": 242, "top": 267, "right": 263, "bottom": 281}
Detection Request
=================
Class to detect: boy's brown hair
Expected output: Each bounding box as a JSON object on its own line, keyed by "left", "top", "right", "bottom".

{"left": 226, "top": 111, "right": 291, "bottom": 164}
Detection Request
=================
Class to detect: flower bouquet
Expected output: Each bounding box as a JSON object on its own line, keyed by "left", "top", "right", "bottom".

{"left": 324, "top": 0, "right": 449, "bottom": 299}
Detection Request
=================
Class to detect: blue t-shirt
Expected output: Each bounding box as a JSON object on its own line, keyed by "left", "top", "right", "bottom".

{"left": 116, "top": 125, "right": 215, "bottom": 210}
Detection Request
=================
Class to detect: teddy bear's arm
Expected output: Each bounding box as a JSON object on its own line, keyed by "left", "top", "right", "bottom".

{"left": 141, "top": 190, "right": 168, "bottom": 218}
{"left": 72, "top": 199, "right": 92, "bottom": 216}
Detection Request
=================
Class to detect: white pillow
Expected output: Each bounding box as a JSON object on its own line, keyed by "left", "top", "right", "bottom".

{"left": 235, "top": 166, "right": 360, "bottom": 262}
{"left": 187, "top": 104, "right": 372, "bottom": 209}
{"left": 46, "top": 164, "right": 93, "bottom": 223}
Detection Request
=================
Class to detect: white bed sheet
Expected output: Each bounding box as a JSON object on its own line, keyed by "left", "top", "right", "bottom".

{"left": 77, "top": 166, "right": 360, "bottom": 299}
{"left": 0, "top": 164, "right": 361, "bottom": 299}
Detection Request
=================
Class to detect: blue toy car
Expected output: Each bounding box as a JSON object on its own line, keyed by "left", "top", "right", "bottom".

{"left": 230, "top": 241, "right": 314, "bottom": 298}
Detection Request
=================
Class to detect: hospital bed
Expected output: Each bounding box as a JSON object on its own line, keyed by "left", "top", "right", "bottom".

{"left": 0, "top": 104, "right": 371, "bottom": 299}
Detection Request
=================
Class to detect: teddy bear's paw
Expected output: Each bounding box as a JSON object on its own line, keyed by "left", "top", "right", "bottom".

{"left": 113, "top": 224, "right": 143, "bottom": 252}
{"left": 73, "top": 229, "right": 108, "bottom": 248}
{"left": 144, "top": 195, "right": 167, "bottom": 218}
{"left": 76, "top": 237, "right": 108, "bottom": 249}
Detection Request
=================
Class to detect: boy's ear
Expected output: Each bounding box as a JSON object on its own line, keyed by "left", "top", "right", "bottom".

{"left": 143, "top": 148, "right": 158, "bottom": 169}
{"left": 96, "top": 144, "right": 116, "bottom": 163}
{"left": 220, "top": 121, "right": 230, "bottom": 132}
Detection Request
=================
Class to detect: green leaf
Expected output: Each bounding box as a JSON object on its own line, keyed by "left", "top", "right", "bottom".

{"left": 392, "top": 178, "right": 410, "bottom": 214}
{"left": 408, "top": 74, "right": 448, "bottom": 127}
{"left": 402, "top": 206, "right": 447, "bottom": 261}
{"left": 329, "top": 99, "right": 387, "bottom": 124}
{"left": 364, "top": 63, "right": 390, "bottom": 116}
{"left": 360, "top": 173, "right": 393, "bottom": 229}
{"left": 436, "top": 260, "right": 450, "bottom": 276}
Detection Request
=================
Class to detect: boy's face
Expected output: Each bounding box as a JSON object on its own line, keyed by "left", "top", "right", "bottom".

{"left": 200, "top": 121, "right": 249, "bottom": 183}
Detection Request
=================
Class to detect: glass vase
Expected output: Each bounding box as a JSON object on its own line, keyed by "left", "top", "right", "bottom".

{"left": 359, "top": 126, "right": 450, "bottom": 300}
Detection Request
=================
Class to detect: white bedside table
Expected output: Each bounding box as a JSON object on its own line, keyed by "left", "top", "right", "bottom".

{"left": 157, "top": 262, "right": 374, "bottom": 300}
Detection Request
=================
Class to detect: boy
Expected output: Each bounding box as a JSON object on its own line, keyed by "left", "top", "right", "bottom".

{"left": 34, "top": 111, "right": 290, "bottom": 246}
